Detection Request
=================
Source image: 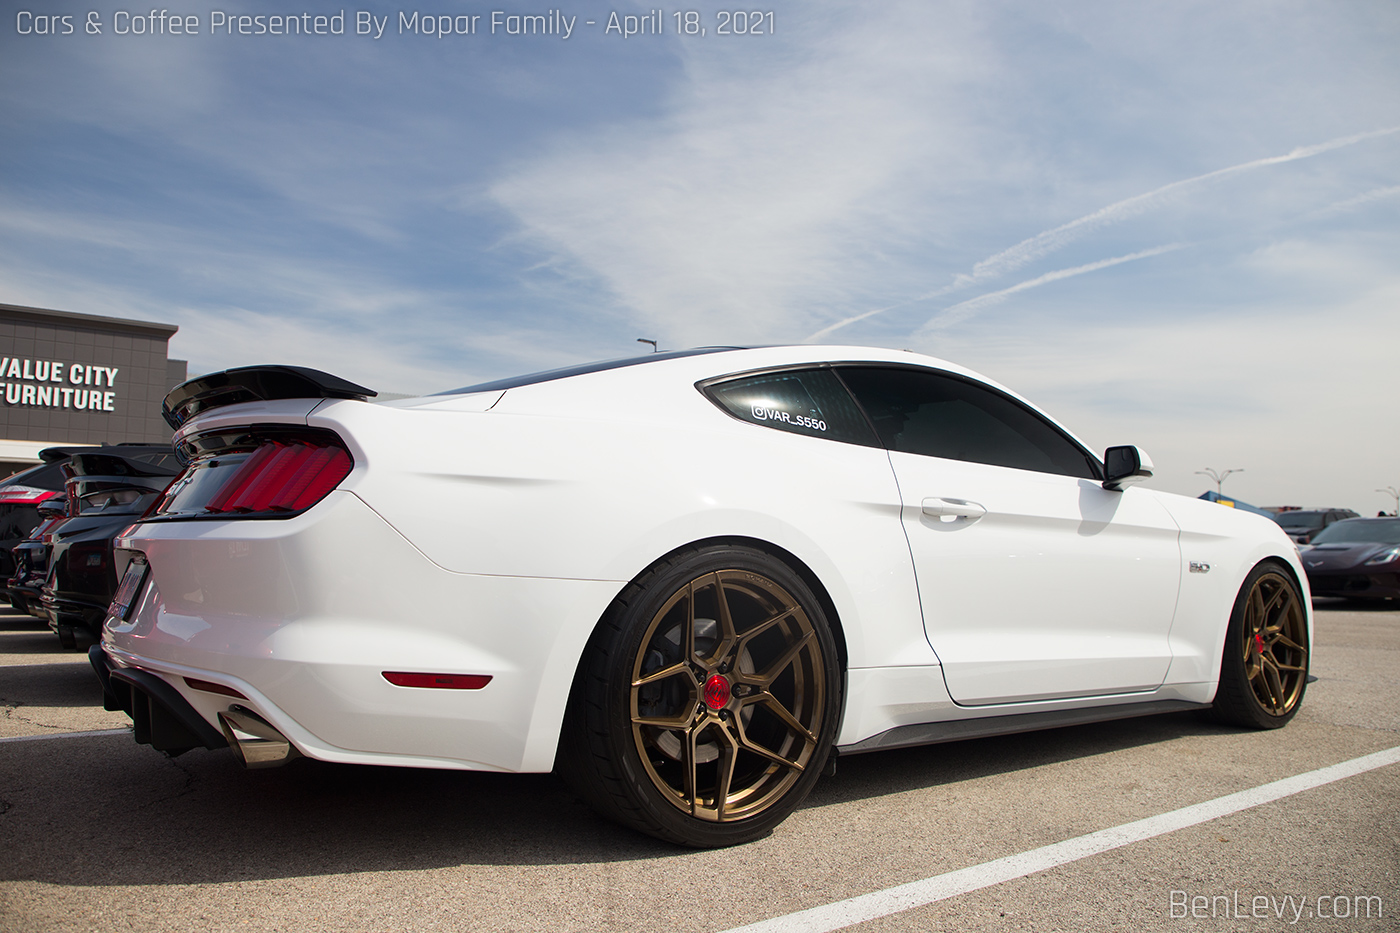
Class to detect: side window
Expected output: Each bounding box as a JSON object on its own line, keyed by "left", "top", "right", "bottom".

{"left": 703, "top": 368, "right": 878, "bottom": 447}
{"left": 837, "top": 366, "right": 1100, "bottom": 479}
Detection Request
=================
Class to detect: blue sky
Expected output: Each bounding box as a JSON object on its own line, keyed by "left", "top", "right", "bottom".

{"left": 2, "top": 0, "right": 1398, "bottom": 511}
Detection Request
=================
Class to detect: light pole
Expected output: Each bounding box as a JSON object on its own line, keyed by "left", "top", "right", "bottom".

{"left": 1197, "top": 467, "right": 1243, "bottom": 495}
{"left": 1378, "top": 486, "right": 1399, "bottom": 516}
{"left": 636, "top": 338, "right": 658, "bottom": 352}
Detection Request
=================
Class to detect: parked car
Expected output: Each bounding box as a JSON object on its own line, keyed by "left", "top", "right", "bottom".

{"left": 1300, "top": 517, "right": 1400, "bottom": 602}
{"left": 5, "top": 495, "right": 68, "bottom": 618}
{"left": 94, "top": 349, "right": 1310, "bottom": 847}
{"left": 41, "top": 449, "right": 180, "bottom": 648}
{"left": 0, "top": 460, "right": 68, "bottom": 586}
{"left": 2, "top": 444, "right": 177, "bottom": 596}
{"left": 1274, "top": 508, "right": 1360, "bottom": 545}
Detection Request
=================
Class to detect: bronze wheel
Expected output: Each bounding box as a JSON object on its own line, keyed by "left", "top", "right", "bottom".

{"left": 561, "top": 545, "right": 840, "bottom": 846}
{"left": 631, "top": 569, "right": 827, "bottom": 823}
{"left": 1209, "top": 562, "right": 1309, "bottom": 728}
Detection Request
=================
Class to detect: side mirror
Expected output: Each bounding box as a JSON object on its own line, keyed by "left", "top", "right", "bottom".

{"left": 1103, "top": 446, "right": 1153, "bottom": 490}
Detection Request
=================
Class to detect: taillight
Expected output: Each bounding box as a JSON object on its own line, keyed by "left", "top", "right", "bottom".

{"left": 155, "top": 433, "right": 353, "bottom": 519}
{"left": 206, "top": 440, "right": 351, "bottom": 514}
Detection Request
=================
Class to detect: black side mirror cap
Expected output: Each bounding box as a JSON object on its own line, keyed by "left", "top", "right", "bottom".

{"left": 1103, "top": 446, "right": 1154, "bottom": 490}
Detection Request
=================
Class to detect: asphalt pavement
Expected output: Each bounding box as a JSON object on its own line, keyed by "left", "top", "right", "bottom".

{"left": 1, "top": 600, "right": 1396, "bottom": 933}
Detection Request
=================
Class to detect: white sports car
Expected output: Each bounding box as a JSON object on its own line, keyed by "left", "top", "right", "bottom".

{"left": 94, "top": 345, "right": 1310, "bottom": 847}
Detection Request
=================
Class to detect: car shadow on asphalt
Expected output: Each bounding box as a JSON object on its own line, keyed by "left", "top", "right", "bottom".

{"left": 1312, "top": 596, "right": 1399, "bottom": 613}
{"left": 0, "top": 708, "right": 1236, "bottom": 885}
{"left": 807, "top": 709, "right": 1228, "bottom": 812}
{"left": 0, "top": 662, "right": 114, "bottom": 707}
{"left": 0, "top": 612, "right": 57, "bottom": 637}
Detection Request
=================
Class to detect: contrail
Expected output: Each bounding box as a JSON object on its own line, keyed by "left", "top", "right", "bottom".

{"left": 1306, "top": 183, "right": 1400, "bottom": 218}
{"left": 968, "top": 126, "right": 1400, "bottom": 283}
{"left": 915, "top": 244, "right": 1186, "bottom": 335}
{"left": 803, "top": 126, "right": 1400, "bottom": 342}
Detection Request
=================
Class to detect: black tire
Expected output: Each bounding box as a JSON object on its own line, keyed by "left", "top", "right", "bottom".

{"left": 559, "top": 544, "right": 841, "bottom": 847}
{"left": 1208, "top": 561, "right": 1309, "bottom": 729}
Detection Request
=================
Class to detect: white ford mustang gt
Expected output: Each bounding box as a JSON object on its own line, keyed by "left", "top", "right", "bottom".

{"left": 94, "top": 345, "right": 1310, "bottom": 847}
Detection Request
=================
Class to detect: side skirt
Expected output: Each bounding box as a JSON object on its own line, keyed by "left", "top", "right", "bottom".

{"left": 837, "top": 699, "right": 1209, "bottom": 755}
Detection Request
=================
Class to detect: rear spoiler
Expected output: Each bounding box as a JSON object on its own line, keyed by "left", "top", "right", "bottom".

{"left": 66, "top": 452, "right": 180, "bottom": 479}
{"left": 163, "top": 365, "right": 377, "bottom": 429}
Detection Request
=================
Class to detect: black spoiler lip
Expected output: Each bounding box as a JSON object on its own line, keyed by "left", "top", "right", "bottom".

{"left": 162, "top": 365, "right": 377, "bottom": 429}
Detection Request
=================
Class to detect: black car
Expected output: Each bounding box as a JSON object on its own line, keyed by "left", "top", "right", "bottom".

{"left": 1274, "top": 508, "right": 1360, "bottom": 545}
{"left": 40, "top": 449, "right": 180, "bottom": 648}
{"left": 5, "top": 496, "right": 68, "bottom": 618}
{"left": 3, "top": 444, "right": 177, "bottom": 592}
{"left": 1301, "top": 517, "right": 1400, "bottom": 602}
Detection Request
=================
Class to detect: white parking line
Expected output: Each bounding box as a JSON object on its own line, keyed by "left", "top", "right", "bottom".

{"left": 723, "top": 745, "right": 1400, "bottom": 933}
{"left": 0, "top": 728, "right": 130, "bottom": 744}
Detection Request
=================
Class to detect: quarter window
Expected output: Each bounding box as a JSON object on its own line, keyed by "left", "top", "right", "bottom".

{"left": 837, "top": 366, "right": 1100, "bottom": 478}
{"left": 703, "top": 369, "right": 878, "bottom": 447}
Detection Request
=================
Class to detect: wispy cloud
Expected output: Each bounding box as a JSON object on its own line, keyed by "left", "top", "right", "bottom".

{"left": 490, "top": 2, "right": 993, "bottom": 348}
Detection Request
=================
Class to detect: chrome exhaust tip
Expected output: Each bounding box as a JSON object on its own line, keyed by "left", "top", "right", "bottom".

{"left": 218, "top": 706, "right": 301, "bottom": 769}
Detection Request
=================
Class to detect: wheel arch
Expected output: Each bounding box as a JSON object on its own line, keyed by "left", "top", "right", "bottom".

{"left": 1205, "top": 553, "right": 1311, "bottom": 728}
{"left": 579, "top": 534, "right": 851, "bottom": 683}
{"left": 1217, "top": 552, "right": 1313, "bottom": 656}
{"left": 555, "top": 533, "right": 848, "bottom": 844}
{"left": 549, "top": 535, "right": 850, "bottom": 773}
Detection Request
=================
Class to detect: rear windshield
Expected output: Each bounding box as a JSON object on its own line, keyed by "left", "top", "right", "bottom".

{"left": 1311, "top": 518, "right": 1400, "bottom": 546}
{"left": 1, "top": 463, "right": 66, "bottom": 491}
{"left": 435, "top": 347, "right": 742, "bottom": 395}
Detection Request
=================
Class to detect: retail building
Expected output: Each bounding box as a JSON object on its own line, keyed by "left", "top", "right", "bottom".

{"left": 0, "top": 302, "right": 186, "bottom": 477}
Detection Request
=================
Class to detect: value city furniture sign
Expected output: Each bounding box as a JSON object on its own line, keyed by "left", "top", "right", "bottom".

{"left": 2, "top": 357, "right": 124, "bottom": 412}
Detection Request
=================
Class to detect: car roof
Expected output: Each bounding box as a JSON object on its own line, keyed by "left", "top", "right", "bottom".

{"left": 435, "top": 347, "right": 746, "bottom": 395}
{"left": 437, "top": 345, "right": 1001, "bottom": 397}
{"left": 426, "top": 344, "right": 1103, "bottom": 462}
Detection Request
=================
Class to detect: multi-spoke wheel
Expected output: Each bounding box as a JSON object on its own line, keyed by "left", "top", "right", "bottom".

{"left": 560, "top": 545, "right": 840, "bottom": 847}
{"left": 1208, "top": 562, "right": 1309, "bottom": 728}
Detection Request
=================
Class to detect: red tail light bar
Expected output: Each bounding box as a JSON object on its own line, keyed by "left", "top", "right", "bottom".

{"left": 204, "top": 441, "right": 351, "bottom": 514}
{"left": 153, "top": 430, "right": 354, "bottom": 519}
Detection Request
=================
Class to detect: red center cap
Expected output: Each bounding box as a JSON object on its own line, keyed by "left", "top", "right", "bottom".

{"left": 1254, "top": 633, "right": 1266, "bottom": 655}
{"left": 703, "top": 674, "right": 731, "bottom": 710}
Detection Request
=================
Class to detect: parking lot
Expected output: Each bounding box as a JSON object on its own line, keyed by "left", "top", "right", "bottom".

{"left": 2, "top": 600, "right": 1395, "bottom": 933}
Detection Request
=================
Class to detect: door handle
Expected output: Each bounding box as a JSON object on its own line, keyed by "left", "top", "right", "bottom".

{"left": 921, "top": 497, "right": 987, "bottom": 522}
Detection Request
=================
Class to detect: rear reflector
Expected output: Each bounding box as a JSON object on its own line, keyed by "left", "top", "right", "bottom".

{"left": 184, "top": 677, "right": 248, "bottom": 699}
{"left": 382, "top": 672, "right": 493, "bottom": 690}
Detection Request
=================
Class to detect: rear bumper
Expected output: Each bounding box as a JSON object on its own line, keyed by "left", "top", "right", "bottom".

{"left": 90, "top": 645, "right": 228, "bottom": 755}
{"left": 102, "top": 491, "right": 622, "bottom": 773}
{"left": 41, "top": 593, "right": 109, "bottom": 638}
